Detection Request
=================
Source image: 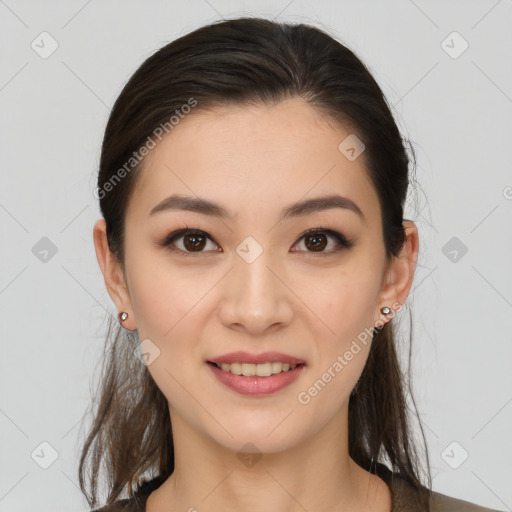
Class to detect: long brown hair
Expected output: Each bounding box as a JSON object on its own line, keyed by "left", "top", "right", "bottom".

{"left": 79, "top": 16, "right": 431, "bottom": 510}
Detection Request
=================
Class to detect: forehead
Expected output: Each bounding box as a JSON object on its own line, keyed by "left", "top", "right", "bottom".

{"left": 126, "top": 98, "right": 380, "bottom": 227}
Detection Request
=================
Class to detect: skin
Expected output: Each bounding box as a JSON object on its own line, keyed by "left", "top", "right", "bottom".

{"left": 93, "top": 97, "right": 419, "bottom": 512}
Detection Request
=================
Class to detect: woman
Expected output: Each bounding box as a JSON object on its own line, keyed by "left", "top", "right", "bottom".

{"left": 80, "top": 16, "right": 503, "bottom": 512}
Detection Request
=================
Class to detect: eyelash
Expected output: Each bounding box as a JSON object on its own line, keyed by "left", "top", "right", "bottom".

{"left": 160, "top": 225, "right": 354, "bottom": 257}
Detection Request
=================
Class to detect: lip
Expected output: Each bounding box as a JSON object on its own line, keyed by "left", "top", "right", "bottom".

{"left": 207, "top": 361, "right": 305, "bottom": 396}
{"left": 207, "top": 351, "right": 306, "bottom": 365}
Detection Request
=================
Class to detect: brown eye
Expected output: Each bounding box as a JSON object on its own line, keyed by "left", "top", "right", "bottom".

{"left": 304, "top": 232, "right": 328, "bottom": 252}
{"left": 182, "top": 233, "right": 207, "bottom": 251}
{"left": 161, "top": 226, "right": 353, "bottom": 257}
{"left": 293, "top": 228, "right": 354, "bottom": 255}
{"left": 162, "top": 228, "right": 219, "bottom": 255}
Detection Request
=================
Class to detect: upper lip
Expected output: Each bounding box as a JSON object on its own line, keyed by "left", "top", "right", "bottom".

{"left": 208, "top": 351, "right": 306, "bottom": 365}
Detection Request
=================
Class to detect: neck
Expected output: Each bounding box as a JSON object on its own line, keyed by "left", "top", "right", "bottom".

{"left": 146, "top": 403, "right": 391, "bottom": 512}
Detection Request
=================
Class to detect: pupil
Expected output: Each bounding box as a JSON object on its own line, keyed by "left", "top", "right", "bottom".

{"left": 307, "top": 234, "right": 326, "bottom": 252}
{"left": 185, "top": 234, "right": 205, "bottom": 251}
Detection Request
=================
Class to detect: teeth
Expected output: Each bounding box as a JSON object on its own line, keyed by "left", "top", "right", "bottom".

{"left": 217, "top": 361, "right": 298, "bottom": 376}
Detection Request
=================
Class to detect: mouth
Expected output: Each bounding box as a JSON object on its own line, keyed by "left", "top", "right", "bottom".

{"left": 207, "top": 360, "right": 306, "bottom": 377}
{"left": 206, "top": 359, "right": 306, "bottom": 396}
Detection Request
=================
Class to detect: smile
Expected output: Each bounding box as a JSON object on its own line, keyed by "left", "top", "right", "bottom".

{"left": 210, "top": 361, "right": 301, "bottom": 377}
{"left": 207, "top": 361, "right": 306, "bottom": 396}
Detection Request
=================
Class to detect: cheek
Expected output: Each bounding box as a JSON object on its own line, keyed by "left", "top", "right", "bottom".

{"left": 295, "top": 273, "right": 377, "bottom": 423}
{"left": 297, "top": 265, "right": 378, "bottom": 398}
{"left": 126, "top": 248, "right": 209, "bottom": 339}
{"left": 303, "top": 264, "right": 379, "bottom": 345}
{"left": 125, "top": 254, "right": 209, "bottom": 413}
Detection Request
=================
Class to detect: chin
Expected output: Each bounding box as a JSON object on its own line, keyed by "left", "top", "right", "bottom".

{"left": 217, "top": 429, "right": 304, "bottom": 456}
{"left": 204, "top": 410, "right": 308, "bottom": 454}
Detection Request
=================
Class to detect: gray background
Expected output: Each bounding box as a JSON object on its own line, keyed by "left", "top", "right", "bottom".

{"left": 1, "top": 0, "right": 511, "bottom": 510}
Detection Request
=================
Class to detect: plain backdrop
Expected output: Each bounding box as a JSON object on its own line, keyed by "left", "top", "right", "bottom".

{"left": 0, "top": 1, "right": 511, "bottom": 511}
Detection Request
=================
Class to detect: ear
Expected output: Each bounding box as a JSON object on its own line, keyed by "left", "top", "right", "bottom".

{"left": 93, "top": 219, "right": 136, "bottom": 330}
{"left": 374, "top": 220, "right": 419, "bottom": 328}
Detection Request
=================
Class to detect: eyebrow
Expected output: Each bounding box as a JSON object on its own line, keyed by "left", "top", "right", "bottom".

{"left": 149, "top": 193, "right": 365, "bottom": 223}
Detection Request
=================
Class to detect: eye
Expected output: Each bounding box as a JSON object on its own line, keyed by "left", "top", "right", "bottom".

{"left": 160, "top": 225, "right": 354, "bottom": 256}
{"left": 160, "top": 226, "right": 220, "bottom": 256}
{"left": 292, "top": 227, "right": 354, "bottom": 255}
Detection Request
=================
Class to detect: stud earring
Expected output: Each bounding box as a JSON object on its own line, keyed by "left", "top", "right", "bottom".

{"left": 374, "top": 306, "right": 392, "bottom": 335}
{"left": 118, "top": 311, "right": 137, "bottom": 332}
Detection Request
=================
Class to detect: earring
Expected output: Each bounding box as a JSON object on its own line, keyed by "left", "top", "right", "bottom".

{"left": 374, "top": 306, "right": 391, "bottom": 334}
{"left": 118, "top": 311, "right": 137, "bottom": 333}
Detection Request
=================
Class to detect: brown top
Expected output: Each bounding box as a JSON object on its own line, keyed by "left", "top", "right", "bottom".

{"left": 91, "top": 464, "right": 504, "bottom": 512}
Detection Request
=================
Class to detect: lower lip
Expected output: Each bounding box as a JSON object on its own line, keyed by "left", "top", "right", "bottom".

{"left": 207, "top": 362, "right": 305, "bottom": 396}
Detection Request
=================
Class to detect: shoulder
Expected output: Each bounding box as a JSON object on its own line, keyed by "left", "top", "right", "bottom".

{"left": 90, "top": 476, "right": 165, "bottom": 512}
{"left": 430, "top": 489, "right": 505, "bottom": 512}
{"left": 375, "top": 463, "right": 504, "bottom": 512}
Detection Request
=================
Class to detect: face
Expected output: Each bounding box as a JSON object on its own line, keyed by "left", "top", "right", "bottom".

{"left": 104, "top": 98, "right": 399, "bottom": 455}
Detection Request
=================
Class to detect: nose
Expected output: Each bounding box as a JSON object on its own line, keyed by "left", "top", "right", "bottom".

{"left": 218, "top": 247, "right": 294, "bottom": 337}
